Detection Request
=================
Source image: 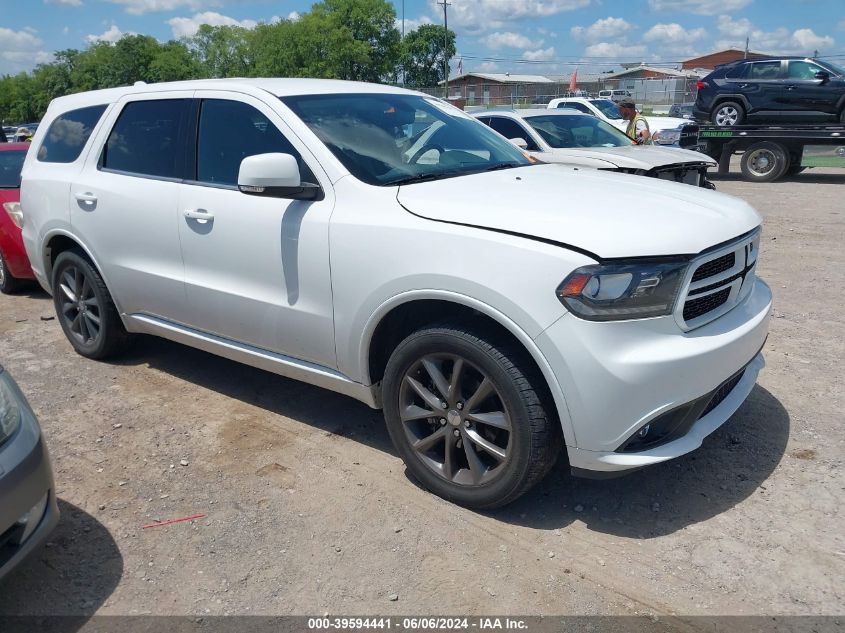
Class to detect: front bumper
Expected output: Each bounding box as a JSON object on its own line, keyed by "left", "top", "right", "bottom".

{"left": 536, "top": 277, "right": 772, "bottom": 473}
{"left": 0, "top": 376, "right": 59, "bottom": 581}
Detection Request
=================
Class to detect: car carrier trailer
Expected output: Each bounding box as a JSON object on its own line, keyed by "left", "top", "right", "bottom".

{"left": 699, "top": 123, "right": 845, "bottom": 182}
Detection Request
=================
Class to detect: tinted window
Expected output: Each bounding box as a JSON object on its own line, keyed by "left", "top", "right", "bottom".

{"left": 725, "top": 64, "right": 748, "bottom": 79}
{"left": 0, "top": 150, "right": 27, "bottom": 188}
{"left": 487, "top": 118, "right": 539, "bottom": 150}
{"left": 525, "top": 114, "right": 633, "bottom": 148}
{"left": 102, "top": 99, "right": 187, "bottom": 179}
{"left": 788, "top": 61, "right": 825, "bottom": 79}
{"left": 37, "top": 105, "right": 106, "bottom": 163}
{"left": 562, "top": 101, "right": 591, "bottom": 114}
{"left": 749, "top": 61, "right": 783, "bottom": 80}
{"left": 196, "top": 99, "right": 310, "bottom": 186}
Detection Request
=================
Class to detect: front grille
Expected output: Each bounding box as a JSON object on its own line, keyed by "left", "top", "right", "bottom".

{"left": 677, "top": 229, "right": 760, "bottom": 329}
{"left": 692, "top": 252, "right": 735, "bottom": 282}
{"left": 683, "top": 287, "right": 730, "bottom": 321}
{"left": 678, "top": 123, "right": 700, "bottom": 148}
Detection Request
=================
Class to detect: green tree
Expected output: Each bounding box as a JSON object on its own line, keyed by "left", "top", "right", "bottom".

{"left": 401, "top": 24, "right": 456, "bottom": 88}
{"left": 149, "top": 41, "right": 202, "bottom": 82}
{"left": 188, "top": 24, "right": 252, "bottom": 78}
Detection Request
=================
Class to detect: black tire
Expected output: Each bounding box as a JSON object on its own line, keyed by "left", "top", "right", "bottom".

{"left": 51, "top": 249, "right": 132, "bottom": 359}
{"left": 382, "top": 324, "right": 562, "bottom": 509}
{"left": 0, "top": 250, "right": 26, "bottom": 294}
{"left": 740, "top": 142, "right": 789, "bottom": 182}
{"left": 711, "top": 101, "right": 745, "bottom": 127}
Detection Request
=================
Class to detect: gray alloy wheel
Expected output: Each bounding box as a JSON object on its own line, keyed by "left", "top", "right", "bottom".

{"left": 398, "top": 353, "right": 512, "bottom": 486}
{"left": 51, "top": 248, "right": 132, "bottom": 359}
{"left": 713, "top": 102, "right": 743, "bottom": 126}
{"left": 57, "top": 263, "right": 103, "bottom": 346}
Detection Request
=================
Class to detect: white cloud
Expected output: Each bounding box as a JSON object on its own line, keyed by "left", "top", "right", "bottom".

{"left": 106, "top": 0, "right": 217, "bottom": 16}
{"left": 0, "top": 27, "right": 51, "bottom": 74}
{"left": 287, "top": 11, "right": 300, "bottom": 21}
{"left": 643, "top": 22, "right": 706, "bottom": 43}
{"left": 583, "top": 41, "right": 647, "bottom": 58}
{"left": 430, "top": 0, "right": 592, "bottom": 34}
{"left": 62, "top": 26, "right": 70, "bottom": 35}
{"left": 716, "top": 15, "right": 834, "bottom": 54}
{"left": 46, "top": 0, "right": 83, "bottom": 6}
{"left": 85, "top": 24, "right": 128, "bottom": 44}
{"left": 648, "top": 0, "right": 752, "bottom": 15}
{"left": 571, "top": 17, "right": 633, "bottom": 42}
{"left": 522, "top": 46, "right": 556, "bottom": 61}
{"left": 483, "top": 31, "right": 537, "bottom": 49}
{"left": 396, "top": 15, "right": 433, "bottom": 33}
{"left": 476, "top": 61, "right": 500, "bottom": 72}
{"left": 168, "top": 11, "right": 257, "bottom": 38}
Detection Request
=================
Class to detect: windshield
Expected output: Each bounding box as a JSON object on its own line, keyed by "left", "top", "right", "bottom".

{"left": 525, "top": 114, "right": 634, "bottom": 148}
{"left": 281, "top": 93, "right": 532, "bottom": 186}
{"left": 589, "top": 99, "right": 622, "bottom": 120}
{"left": 821, "top": 60, "right": 845, "bottom": 76}
{"left": 0, "top": 150, "right": 26, "bottom": 188}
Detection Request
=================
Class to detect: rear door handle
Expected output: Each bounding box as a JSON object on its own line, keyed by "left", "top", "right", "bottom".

{"left": 74, "top": 191, "right": 97, "bottom": 203}
{"left": 184, "top": 208, "right": 214, "bottom": 222}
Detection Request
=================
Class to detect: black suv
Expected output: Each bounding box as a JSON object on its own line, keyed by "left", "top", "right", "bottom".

{"left": 694, "top": 57, "right": 845, "bottom": 126}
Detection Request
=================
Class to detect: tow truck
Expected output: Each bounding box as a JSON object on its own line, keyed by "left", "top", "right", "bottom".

{"left": 699, "top": 123, "right": 845, "bottom": 182}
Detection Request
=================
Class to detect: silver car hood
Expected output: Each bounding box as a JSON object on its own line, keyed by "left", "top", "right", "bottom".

{"left": 397, "top": 164, "right": 760, "bottom": 259}
{"left": 540, "top": 146, "right": 716, "bottom": 170}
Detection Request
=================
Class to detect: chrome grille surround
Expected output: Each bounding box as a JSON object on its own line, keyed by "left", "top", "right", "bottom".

{"left": 674, "top": 227, "right": 761, "bottom": 331}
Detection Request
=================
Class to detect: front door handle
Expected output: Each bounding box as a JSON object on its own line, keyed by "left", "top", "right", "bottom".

{"left": 75, "top": 191, "right": 97, "bottom": 203}
{"left": 184, "top": 208, "right": 214, "bottom": 223}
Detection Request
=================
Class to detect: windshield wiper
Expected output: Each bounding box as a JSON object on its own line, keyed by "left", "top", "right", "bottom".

{"left": 480, "top": 162, "right": 523, "bottom": 173}
{"left": 382, "top": 170, "right": 466, "bottom": 186}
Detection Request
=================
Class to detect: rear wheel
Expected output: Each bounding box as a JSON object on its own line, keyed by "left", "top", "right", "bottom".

{"left": 382, "top": 324, "right": 561, "bottom": 509}
{"left": 52, "top": 249, "right": 132, "bottom": 359}
{"left": 712, "top": 101, "right": 745, "bottom": 127}
{"left": 740, "top": 142, "right": 789, "bottom": 182}
{"left": 0, "top": 251, "right": 26, "bottom": 294}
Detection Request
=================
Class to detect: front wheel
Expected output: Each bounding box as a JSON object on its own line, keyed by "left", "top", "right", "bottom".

{"left": 51, "top": 249, "right": 132, "bottom": 359}
{"left": 382, "top": 324, "right": 561, "bottom": 509}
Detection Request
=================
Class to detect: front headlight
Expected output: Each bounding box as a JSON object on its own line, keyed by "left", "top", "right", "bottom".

{"left": 0, "top": 372, "right": 23, "bottom": 446}
{"left": 556, "top": 260, "right": 688, "bottom": 321}
{"left": 652, "top": 129, "right": 681, "bottom": 145}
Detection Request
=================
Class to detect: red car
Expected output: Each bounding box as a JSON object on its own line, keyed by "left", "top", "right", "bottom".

{"left": 0, "top": 143, "right": 32, "bottom": 294}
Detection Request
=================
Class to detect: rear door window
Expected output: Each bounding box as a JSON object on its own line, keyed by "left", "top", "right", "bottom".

{"left": 749, "top": 61, "right": 783, "bottom": 80}
{"left": 37, "top": 105, "right": 106, "bottom": 163}
{"left": 101, "top": 99, "right": 189, "bottom": 179}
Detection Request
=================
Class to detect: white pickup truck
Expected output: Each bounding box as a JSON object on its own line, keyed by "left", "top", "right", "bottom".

{"left": 547, "top": 97, "right": 697, "bottom": 147}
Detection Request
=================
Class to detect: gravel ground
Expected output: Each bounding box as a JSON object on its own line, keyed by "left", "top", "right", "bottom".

{"left": 0, "top": 161, "right": 842, "bottom": 619}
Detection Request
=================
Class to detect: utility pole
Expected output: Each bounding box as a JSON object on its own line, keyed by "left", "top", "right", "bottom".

{"left": 744, "top": 37, "right": 749, "bottom": 59}
{"left": 438, "top": 0, "right": 451, "bottom": 99}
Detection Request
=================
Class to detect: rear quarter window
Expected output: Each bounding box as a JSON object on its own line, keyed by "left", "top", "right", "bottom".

{"left": 37, "top": 105, "right": 107, "bottom": 163}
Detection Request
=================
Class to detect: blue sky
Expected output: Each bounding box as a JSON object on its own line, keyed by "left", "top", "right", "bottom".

{"left": 2, "top": 0, "right": 844, "bottom": 76}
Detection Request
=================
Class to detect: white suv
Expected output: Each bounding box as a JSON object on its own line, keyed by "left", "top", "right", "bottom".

{"left": 20, "top": 79, "right": 772, "bottom": 508}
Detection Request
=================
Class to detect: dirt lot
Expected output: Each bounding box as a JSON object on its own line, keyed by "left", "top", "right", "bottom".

{"left": 0, "top": 162, "right": 842, "bottom": 619}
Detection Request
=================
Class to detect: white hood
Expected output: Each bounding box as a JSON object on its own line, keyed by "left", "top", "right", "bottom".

{"left": 397, "top": 164, "right": 761, "bottom": 259}
{"left": 541, "top": 145, "right": 716, "bottom": 170}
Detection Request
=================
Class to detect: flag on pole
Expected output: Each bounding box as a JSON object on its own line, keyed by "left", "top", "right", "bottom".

{"left": 569, "top": 67, "right": 578, "bottom": 91}
{"left": 457, "top": 57, "right": 463, "bottom": 75}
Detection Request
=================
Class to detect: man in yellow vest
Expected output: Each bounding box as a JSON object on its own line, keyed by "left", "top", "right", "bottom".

{"left": 619, "top": 99, "right": 651, "bottom": 145}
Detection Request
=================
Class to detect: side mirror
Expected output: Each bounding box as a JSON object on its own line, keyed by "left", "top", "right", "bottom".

{"left": 237, "top": 153, "right": 321, "bottom": 200}
{"left": 814, "top": 70, "right": 830, "bottom": 83}
{"left": 509, "top": 137, "right": 529, "bottom": 150}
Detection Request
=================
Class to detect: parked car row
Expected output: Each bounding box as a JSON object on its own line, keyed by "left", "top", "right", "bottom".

{"left": 13, "top": 78, "right": 769, "bottom": 511}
